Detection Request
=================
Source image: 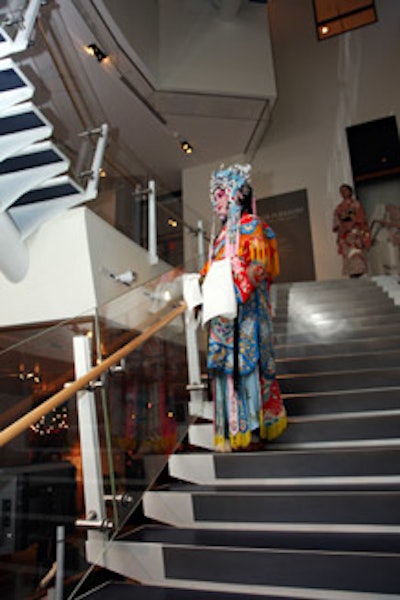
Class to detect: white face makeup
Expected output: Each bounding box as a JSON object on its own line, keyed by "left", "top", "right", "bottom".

{"left": 214, "top": 188, "right": 229, "bottom": 221}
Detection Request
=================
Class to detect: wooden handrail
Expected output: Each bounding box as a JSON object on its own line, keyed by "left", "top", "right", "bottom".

{"left": 0, "top": 302, "right": 187, "bottom": 448}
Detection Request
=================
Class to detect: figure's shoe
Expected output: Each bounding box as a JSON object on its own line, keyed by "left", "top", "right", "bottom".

{"left": 244, "top": 442, "right": 264, "bottom": 451}
{"left": 215, "top": 439, "right": 232, "bottom": 453}
{"left": 244, "top": 432, "right": 265, "bottom": 452}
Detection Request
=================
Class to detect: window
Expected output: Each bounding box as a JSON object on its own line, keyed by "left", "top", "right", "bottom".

{"left": 313, "top": 0, "right": 377, "bottom": 40}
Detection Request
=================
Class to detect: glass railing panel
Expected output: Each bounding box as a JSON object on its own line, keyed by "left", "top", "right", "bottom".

{"left": 0, "top": 312, "right": 97, "bottom": 599}
{"left": 90, "top": 174, "right": 185, "bottom": 268}
{"left": 0, "top": 315, "right": 95, "bottom": 461}
{"left": 62, "top": 268, "right": 195, "bottom": 599}
{"left": 94, "top": 267, "right": 191, "bottom": 526}
{"left": 0, "top": 262, "right": 206, "bottom": 598}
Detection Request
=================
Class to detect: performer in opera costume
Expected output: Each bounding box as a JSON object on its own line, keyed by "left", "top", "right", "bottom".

{"left": 200, "top": 164, "right": 287, "bottom": 452}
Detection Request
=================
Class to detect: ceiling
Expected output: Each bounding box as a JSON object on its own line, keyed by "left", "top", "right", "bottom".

{"left": 11, "top": 0, "right": 274, "bottom": 194}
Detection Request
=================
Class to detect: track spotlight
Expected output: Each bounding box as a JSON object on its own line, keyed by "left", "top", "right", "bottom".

{"left": 86, "top": 43, "right": 108, "bottom": 63}
{"left": 181, "top": 140, "right": 193, "bottom": 154}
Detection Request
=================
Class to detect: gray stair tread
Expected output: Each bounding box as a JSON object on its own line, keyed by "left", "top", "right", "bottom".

{"left": 151, "top": 486, "right": 400, "bottom": 525}
{"left": 77, "top": 581, "right": 284, "bottom": 599}
{"left": 162, "top": 479, "right": 400, "bottom": 493}
{"left": 274, "top": 309, "right": 400, "bottom": 325}
{"left": 213, "top": 447, "right": 400, "bottom": 479}
{"left": 278, "top": 367, "right": 400, "bottom": 393}
{"left": 275, "top": 279, "right": 376, "bottom": 290}
{"left": 191, "top": 491, "right": 400, "bottom": 525}
{"left": 286, "top": 293, "right": 388, "bottom": 306}
{"left": 161, "top": 546, "right": 400, "bottom": 594}
{"left": 118, "top": 528, "right": 400, "bottom": 594}
{"left": 121, "top": 525, "right": 400, "bottom": 553}
{"left": 274, "top": 304, "right": 400, "bottom": 320}
{"left": 273, "top": 412, "right": 400, "bottom": 445}
{"left": 284, "top": 387, "right": 400, "bottom": 416}
{"left": 277, "top": 349, "right": 400, "bottom": 374}
{"left": 279, "top": 286, "right": 391, "bottom": 296}
{"left": 275, "top": 335, "right": 400, "bottom": 358}
{"left": 275, "top": 323, "right": 400, "bottom": 344}
{"left": 274, "top": 313, "right": 400, "bottom": 334}
{"left": 287, "top": 289, "right": 386, "bottom": 301}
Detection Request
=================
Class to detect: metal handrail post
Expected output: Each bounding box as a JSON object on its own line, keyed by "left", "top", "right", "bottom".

{"left": 55, "top": 525, "right": 65, "bottom": 600}
{"left": 148, "top": 179, "right": 158, "bottom": 265}
{"left": 73, "top": 335, "right": 107, "bottom": 535}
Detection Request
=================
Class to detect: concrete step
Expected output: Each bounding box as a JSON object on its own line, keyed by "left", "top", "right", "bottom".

{"left": 169, "top": 447, "right": 400, "bottom": 489}
{"left": 115, "top": 526, "right": 400, "bottom": 597}
{"left": 143, "top": 487, "right": 400, "bottom": 530}
{"left": 274, "top": 278, "right": 376, "bottom": 291}
{"left": 188, "top": 411, "right": 400, "bottom": 453}
{"left": 288, "top": 292, "right": 387, "bottom": 309}
{"left": 275, "top": 335, "right": 400, "bottom": 358}
{"left": 77, "top": 581, "right": 287, "bottom": 600}
{"left": 278, "top": 367, "right": 400, "bottom": 394}
{"left": 274, "top": 312, "right": 400, "bottom": 335}
{"left": 274, "top": 411, "right": 400, "bottom": 448}
{"left": 277, "top": 349, "right": 400, "bottom": 375}
{"left": 274, "top": 322, "right": 400, "bottom": 345}
{"left": 284, "top": 387, "right": 400, "bottom": 416}
{"left": 273, "top": 303, "right": 400, "bottom": 322}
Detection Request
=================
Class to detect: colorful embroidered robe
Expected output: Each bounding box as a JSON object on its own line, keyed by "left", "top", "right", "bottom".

{"left": 201, "top": 214, "right": 287, "bottom": 450}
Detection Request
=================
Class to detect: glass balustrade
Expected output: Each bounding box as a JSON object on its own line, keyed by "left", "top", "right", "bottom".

{"left": 0, "top": 262, "right": 206, "bottom": 599}
{"left": 0, "top": 311, "right": 95, "bottom": 598}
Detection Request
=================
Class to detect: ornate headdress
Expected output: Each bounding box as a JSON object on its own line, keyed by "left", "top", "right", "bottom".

{"left": 209, "top": 163, "right": 252, "bottom": 210}
{"left": 209, "top": 163, "right": 253, "bottom": 258}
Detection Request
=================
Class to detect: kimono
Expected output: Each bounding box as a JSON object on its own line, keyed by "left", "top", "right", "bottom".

{"left": 333, "top": 198, "right": 371, "bottom": 277}
{"left": 201, "top": 213, "right": 287, "bottom": 451}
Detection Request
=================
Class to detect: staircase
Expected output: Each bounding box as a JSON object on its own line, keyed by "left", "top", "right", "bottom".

{"left": 0, "top": 2, "right": 107, "bottom": 283}
{"left": 83, "top": 277, "right": 400, "bottom": 599}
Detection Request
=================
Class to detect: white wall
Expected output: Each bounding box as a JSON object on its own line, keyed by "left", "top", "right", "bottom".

{"left": 84, "top": 208, "right": 169, "bottom": 309}
{"left": 0, "top": 208, "right": 95, "bottom": 326}
{"left": 0, "top": 207, "right": 170, "bottom": 327}
{"left": 183, "top": 0, "right": 400, "bottom": 280}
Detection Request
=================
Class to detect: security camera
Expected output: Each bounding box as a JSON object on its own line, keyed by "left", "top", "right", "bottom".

{"left": 110, "top": 270, "right": 137, "bottom": 287}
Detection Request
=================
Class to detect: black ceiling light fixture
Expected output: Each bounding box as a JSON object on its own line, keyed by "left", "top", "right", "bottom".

{"left": 86, "top": 43, "right": 108, "bottom": 62}
{"left": 181, "top": 140, "right": 193, "bottom": 155}
{"left": 313, "top": 0, "right": 377, "bottom": 41}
